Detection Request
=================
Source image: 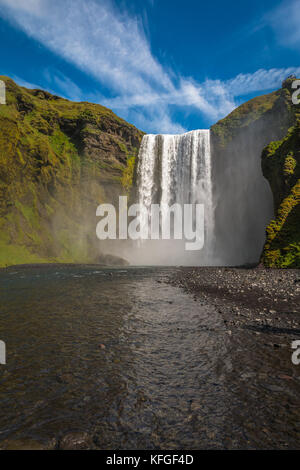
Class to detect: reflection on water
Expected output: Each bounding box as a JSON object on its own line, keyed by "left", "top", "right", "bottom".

{"left": 0, "top": 266, "right": 299, "bottom": 449}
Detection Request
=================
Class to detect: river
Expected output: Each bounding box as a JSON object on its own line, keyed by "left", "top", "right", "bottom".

{"left": 0, "top": 265, "right": 299, "bottom": 449}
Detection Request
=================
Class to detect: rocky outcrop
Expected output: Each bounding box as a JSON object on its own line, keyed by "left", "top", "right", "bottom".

{"left": 97, "top": 253, "right": 129, "bottom": 266}
{"left": 0, "top": 76, "right": 143, "bottom": 266}
{"left": 210, "top": 79, "right": 297, "bottom": 266}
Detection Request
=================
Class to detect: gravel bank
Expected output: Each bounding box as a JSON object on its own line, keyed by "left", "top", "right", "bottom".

{"left": 169, "top": 267, "right": 300, "bottom": 341}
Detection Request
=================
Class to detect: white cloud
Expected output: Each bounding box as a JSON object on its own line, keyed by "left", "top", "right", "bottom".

{"left": 1, "top": 0, "right": 299, "bottom": 133}
{"left": 0, "top": 0, "right": 44, "bottom": 15}
{"left": 129, "top": 107, "right": 186, "bottom": 135}
{"left": 0, "top": 0, "right": 172, "bottom": 96}
{"left": 100, "top": 79, "right": 227, "bottom": 120}
{"left": 225, "top": 67, "right": 300, "bottom": 96}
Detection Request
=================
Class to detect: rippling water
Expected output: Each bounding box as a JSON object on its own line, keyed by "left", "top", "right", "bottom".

{"left": 0, "top": 266, "right": 299, "bottom": 449}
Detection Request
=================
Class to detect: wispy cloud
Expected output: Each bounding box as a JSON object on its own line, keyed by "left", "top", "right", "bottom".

{"left": 0, "top": 0, "right": 172, "bottom": 95}
{"left": 0, "top": 0, "right": 299, "bottom": 133}
{"left": 8, "top": 71, "right": 84, "bottom": 102}
{"left": 267, "top": 0, "right": 300, "bottom": 48}
{"left": 225, "top": 67, "right": 300, "bottom": 96}
{"left": 43, "top": 69, "right": 83, "bottom": 101}
{"left": 8, "top": 75, "right": 44, "bottom": 91}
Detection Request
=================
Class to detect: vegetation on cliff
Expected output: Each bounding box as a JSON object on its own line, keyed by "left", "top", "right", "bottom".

{"left": 0, "top": 76, "right": 143, "bottom": 267}
{"left": 211, "top": 90, "right": 278, "bottom": 147}
{"left": 210, "top": 76, "right": 299, "bottom": 268}
{"left": 210, "top": 79, "right": 295, "bottom": 266}
{"left": 261, "top": 79, "right": 300, "bottom": 268}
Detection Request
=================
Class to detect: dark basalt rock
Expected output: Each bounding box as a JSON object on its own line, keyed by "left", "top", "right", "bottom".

{"left": 98, "top": 253, "right": 129, "bottom": 266}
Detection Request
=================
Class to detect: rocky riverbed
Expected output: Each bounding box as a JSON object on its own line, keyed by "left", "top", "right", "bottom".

{"left": 169, "top": 267, "right": 300, "bottom": 341}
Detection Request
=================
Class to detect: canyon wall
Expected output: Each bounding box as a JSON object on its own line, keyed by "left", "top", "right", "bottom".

{"left": 210, "top": 78, "right": 298, "bottom": 266}
{"left": 261, "top": 89, "right": 300, "bottom": 268}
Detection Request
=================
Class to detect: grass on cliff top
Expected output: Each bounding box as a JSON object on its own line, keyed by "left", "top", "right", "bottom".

{"left": 0, "top": 75, "right": 140, "bottom": 130}
{"left": 211, "top": 90, "right": 279, "bottom": 145}
{"left": 211, "top": 77, "right": 300, "bottom": 148}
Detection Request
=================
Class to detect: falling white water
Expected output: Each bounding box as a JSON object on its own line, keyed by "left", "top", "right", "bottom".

{"left": 134, "top": 129, "right": 215, "bottom": 265}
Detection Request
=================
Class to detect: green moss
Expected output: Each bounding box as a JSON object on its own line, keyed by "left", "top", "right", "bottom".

{"left": 121, "top": 155, "right": 136, "bottom": 193}
{"left": 211, "top": 90, "right": 280, "bottom": 148}
{"left": 15, "top": 201, "right": 40, "bottom": 229}
{"left": 284, "top": 153, "right": 297, "bottom": 176}
{"left": 117, "top": 140, "right": 128, "bottom": 154}
{"left": 262, "top": 121, "right": 300, "bottom": 268}
{"left": 0, "top": 75, "right": 143, "bottom": 267}
{"left": 0, "top": 232, "right": 50, "bottom": 267}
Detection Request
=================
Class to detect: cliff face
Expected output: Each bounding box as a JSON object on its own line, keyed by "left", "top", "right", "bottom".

{"left": 0, "top": 76, "right": 143, "bottom": 266}
{"left": 261, "top": 86, "right": 300, "bottom": 267}
{"left": 210, "top": 81, "right": 296, "bottom": 266}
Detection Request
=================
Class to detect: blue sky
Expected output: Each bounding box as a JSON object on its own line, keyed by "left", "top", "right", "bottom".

{"left": 0, "top": 0, "right": 300, "bottom": 133}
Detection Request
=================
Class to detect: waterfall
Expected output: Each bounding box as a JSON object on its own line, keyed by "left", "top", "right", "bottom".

{"left": 135, "top": 129, "right": 215, "bottom": 265}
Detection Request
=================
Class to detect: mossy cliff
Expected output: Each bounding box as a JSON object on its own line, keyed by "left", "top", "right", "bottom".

{"left": 210, "top": 79, "right": 297, "bottom": 266}
{"left": 0, "top": 76, "right": 143, "bottom": 266}
{"left": 261, "top": 79, "right": 300, "bottom": 267}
